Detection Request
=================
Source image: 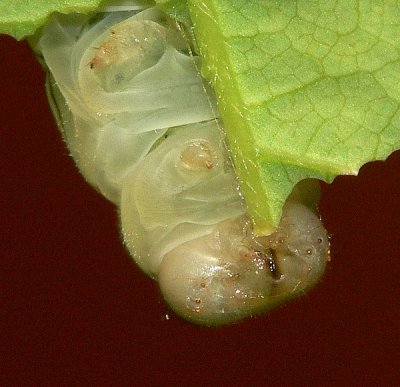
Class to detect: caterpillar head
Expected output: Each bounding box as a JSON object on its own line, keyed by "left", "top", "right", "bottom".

{"left": 158, "top": 201, "right": 329, "bottom": 326}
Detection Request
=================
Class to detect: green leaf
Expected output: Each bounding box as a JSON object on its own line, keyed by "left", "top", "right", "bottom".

{"left": 185, "top": 0, "right": 400, "bottom": 234}
{"left": 3, "top": 0, "right": 400, "bottom": 235}
{"left": 0, "top": 0, "right": 107, "bottom": 40}
{"left": 155, "top": 0, "right": 191, "bottom": 26}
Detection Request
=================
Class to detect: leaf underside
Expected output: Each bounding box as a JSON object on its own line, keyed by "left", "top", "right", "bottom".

{"left": 185, "top": 0, "right": 400, "bottom": 233}
{"left": 2, "top": 0, "right": 400, "bottom": 234}
{"left": 0, "top": 0, "right": 108, "bottom": 40}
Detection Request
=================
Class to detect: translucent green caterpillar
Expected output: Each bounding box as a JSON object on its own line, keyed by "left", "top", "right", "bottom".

{"left": 38, "top": 2, "right": 330, "bottom": 326}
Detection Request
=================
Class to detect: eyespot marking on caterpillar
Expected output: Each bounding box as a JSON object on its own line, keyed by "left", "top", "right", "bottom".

{"left": 88, "top": 20, "right": 166, "bottom": 69}
{"left": 179, "top": 139, "right": 217, "bottom": 171}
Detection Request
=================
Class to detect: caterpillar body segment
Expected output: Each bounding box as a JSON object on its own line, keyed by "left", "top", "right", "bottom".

{"left": 41, "top": 5, "right": 216, "bottom": 203}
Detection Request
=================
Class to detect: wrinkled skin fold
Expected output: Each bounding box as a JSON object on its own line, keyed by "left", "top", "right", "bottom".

{"left": 38, "top": 1, "right": 330, "bottom": 326}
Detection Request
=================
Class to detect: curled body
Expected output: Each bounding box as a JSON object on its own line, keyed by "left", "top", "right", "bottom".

{"left": 38, "top": 1, "right": 330, "bottom": 325}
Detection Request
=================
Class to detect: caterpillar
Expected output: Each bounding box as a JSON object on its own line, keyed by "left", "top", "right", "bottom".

{"left": 38, "top": 1, "right": 330, "bottom": 326}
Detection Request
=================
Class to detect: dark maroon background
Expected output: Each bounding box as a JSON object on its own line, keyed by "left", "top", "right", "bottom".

{"left": 1, "top": 35, "right": 399, "bottom": 386}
